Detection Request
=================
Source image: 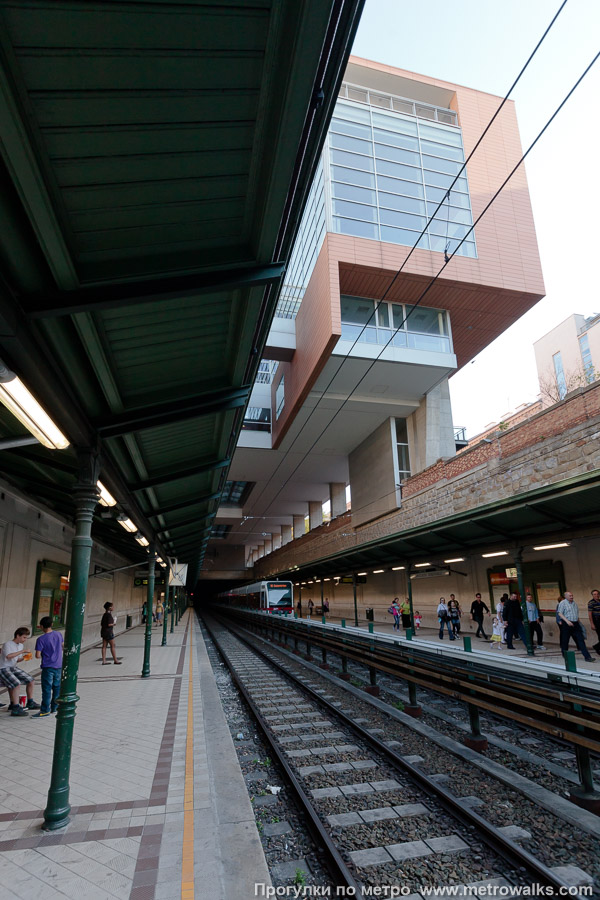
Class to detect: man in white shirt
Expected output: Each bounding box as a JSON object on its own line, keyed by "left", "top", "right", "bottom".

{"left": 0, "top": 627, "right": 40, "bottom": 716}
{"left": 557, "top": 592, "right": 593, "bottom": 662}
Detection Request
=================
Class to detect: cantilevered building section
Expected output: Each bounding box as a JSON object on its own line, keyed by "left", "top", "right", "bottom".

{"left": 210, "top": 57, "right": 544, "bottom": 571}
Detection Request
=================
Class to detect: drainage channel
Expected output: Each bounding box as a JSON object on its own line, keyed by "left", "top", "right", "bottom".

{"left": 204, "top": 614, "right": 573, "bottom": 897}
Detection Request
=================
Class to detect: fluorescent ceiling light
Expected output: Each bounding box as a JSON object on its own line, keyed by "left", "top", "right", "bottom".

{"left": 414, "top": 562, "right": 432, "bottom": 568}
{"left": 357, "top": 572, "right": 367, "bottom": 576}
{"left": 135, "top": 535, "right": 149, "bottom": 547}
{"left": 392, "top": 566, "right": 405, "bottom": 571}
{"left": 373, "top": 569, "right": 384, "bottom": 574}
{"left": 323, "top": 578, "right": 330, "bottom": 582}
{"left": 444, "top": 557, "right": 464, "bottom": 563}
{"left": 97, "top": 481, "right": 117, "bottom": 507}
{"left": 0, "top": 362, "right": 69, "bottom": 450}
{"left": 482, "top": 551, "right": 508, "bottom": 558}
{"left": 118, "top": 516, "right": 137, "bottom": 533}
{"left": 533, "top": 542, "right": 569, "bottom": 550}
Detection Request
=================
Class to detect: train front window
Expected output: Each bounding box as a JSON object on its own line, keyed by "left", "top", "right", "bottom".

{"left": 267, "top": 582, "right": 292, "bottom": 606}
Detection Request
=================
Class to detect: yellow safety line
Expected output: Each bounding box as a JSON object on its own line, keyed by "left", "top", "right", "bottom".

{"left": 182, "top": 611, "right": 195, "bottom": 900}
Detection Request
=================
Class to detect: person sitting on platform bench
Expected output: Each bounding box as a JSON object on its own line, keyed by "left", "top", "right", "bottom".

{"left": 0, "top": 627, "right": 40, "bottom": 716}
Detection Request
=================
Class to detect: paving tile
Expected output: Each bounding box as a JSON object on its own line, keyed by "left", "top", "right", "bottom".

{"left": 350, "top": 760, "right": 377, "bottom": 771}
{"left": 311, "top": 787, "right": 342, "bottom": 799}
{"left": 270, "top": 859, "right": 310, "bottom": 881}
{"left": 425, "top": 835, "right": 469, "bottom": 853}
{"left": 262, "top": 821, "right": 293, "bottom": 837}
{"left": 393, "top": 803, "right": 429, "bottom": 818}
{"left": 387, "top": 839, "right": 433, "bottom": 861}
{"left": 326, "top": 812, "right": 363, "bottom": 827}
{"left": 323, "top": 762, "right": 353, "bottom": 773}
{"left": 497, "top": 825, "right": 531, "bottom": 841}
{"left": 348, "top": 847, "right": 393, "bottom": 867}
{"left": 340, "top": 783, "right": 374, "bottom": 796}
{"left": 297, "top": 765, "right": 325, "bottom": 776}
{"left": 402, "top": 755, "right": 424, "bottom": 764}
{"left": 359, "top": 807, "right": 398, "bottom": 823}
{"left": 370, "top": 779, "right": 402, "bottom": 792}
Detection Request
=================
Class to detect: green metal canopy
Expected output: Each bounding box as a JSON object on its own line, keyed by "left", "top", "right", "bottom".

{"left": 0, "top": 0, "right": 363, "bottom": 580}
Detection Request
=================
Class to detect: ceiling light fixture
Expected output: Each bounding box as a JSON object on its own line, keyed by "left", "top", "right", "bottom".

{"left": 117, "top": 515, "right": 137, "bottom": 533}
{"left": 373, "top": 569, "right": 384, "bottom": 574}
{"left": 414, "top": 562, "right": 432, "bottom": 568}
{"left": 357, "top": 572, "right": 367, "bottom": 576}
{"left": 481, "top": 550, "right": 508, "bottom": 558}
{"left": 135, "top": 534, "right": 149, "bottom": 547}
{"left": 0, "top": 360, "right": 69, "bottom": 449}
{"left": 392, "top": 566, "right": 405, "bottom": 571}
{"left": 444, "top": 557, "right": 464, "bottom": 563}
{"left": 97, "top": 481, "right": 117, "bottom": 507}
{"left": 533, "top": 542, "right": 569, "bottom": 551}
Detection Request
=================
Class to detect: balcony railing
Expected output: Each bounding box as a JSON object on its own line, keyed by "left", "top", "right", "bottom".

{"left": 340, "top": 322, "right": 451, "bottom": 354}
{"left": 339, "top": 82, "right": 458, "bottom": 127}
{"left": 242, "top": 407, "right": 271, "bottom": 432}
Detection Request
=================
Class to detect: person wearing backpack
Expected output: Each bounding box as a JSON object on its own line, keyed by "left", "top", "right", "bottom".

{"left": 388, "top": 598, "right": 401, "bottom": 631}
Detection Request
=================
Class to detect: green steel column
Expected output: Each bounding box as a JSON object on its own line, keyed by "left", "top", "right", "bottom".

{"left": 170, "top": 580, "right": 175, "bottom": 633}
{"left": 406, "top": 566, "right": 415, "bottom": 630}
{"left": 43, "top": 450, "right": 100, "bottom": 830}
{"left": 162, "top": 578, "right": 169, "bottom": 646}
{"left": 353, "top": 573, "right": 358, "bottom": 627}
{"left": 142, "top": 544, "right": 156, "bottom": 677}
{"left": 514, "top": 549, "right": 534, "bottom": 656}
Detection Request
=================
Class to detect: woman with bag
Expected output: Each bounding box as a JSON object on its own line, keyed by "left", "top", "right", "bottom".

{"left": 388, "top": 598, "right": 401, "bottom": 631}
{"left": 448, "top": 598, "right": 461, "bottom": 636}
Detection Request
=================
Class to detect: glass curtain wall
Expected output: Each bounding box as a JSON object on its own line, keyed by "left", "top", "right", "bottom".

{"left": 327, "top": 97, "right": 476, "bottom": 258}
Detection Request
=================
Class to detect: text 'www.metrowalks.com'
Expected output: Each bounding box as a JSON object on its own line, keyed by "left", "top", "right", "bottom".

{"left": 254, "top": 885, "right": 592, "bottom": 898}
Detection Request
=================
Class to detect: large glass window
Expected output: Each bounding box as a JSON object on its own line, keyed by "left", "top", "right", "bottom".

{"left": 275, "top": 376, "right": 285, "bottom": 420}
{"left": 329, "top": 98, "right": 476, "bottom": 258}
{"left": 553, "top": 352, "right": 567, "bottom": 399}
{"left": 579, "top": 334, "right": 595, "bottom": 383}
{"left": 340, "top": 295, "right": 451, "bottom": 354}
{"left": 396, "top": 419, "right": 411, "bottom": 482}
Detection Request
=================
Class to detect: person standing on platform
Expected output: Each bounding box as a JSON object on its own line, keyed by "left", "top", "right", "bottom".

{"left": 389, "top": 598, "right": 401, "bottom": 631}
{"left": 525, "top": 593, "right": 545, "bottom": 649}
{"left": 32, "top": 616, "right": 63, "bottom": 718}
{"left": 504, "top": 593, "right": 530, "bottom": 649}
{"left": 322, "top": 598, "right": 330, "bottom": 617}
{"left": 101, "top": 602, "right": 122, "bottom": 665}
{"left": 307, "top": 599, "right": 314, "bottom": 619}
{"left": 557, "top": 592, "right": 593, "bottom": 662}
{"left": 587, "top": 589, "right": 600, "bottom": 654}
{"left": 296, "top": 599, "right": 302, "bottom": 618}
{"left": 400, "top": 598, "right": 411, "bottom": 631}
{"left": 470, "top": 593, "right": 489, "bottom": 639}
{"left": 437, "top": 597, "right": 454, "bottom": 640}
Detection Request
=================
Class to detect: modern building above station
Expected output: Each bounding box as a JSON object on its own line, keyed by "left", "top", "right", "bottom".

{"left": 206, "top": 57, "right": 545, "bottom": 572}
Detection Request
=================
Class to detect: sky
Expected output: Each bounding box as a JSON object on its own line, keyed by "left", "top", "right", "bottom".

{"left": 351, "top": 0, "right": 600, "bottom": 436}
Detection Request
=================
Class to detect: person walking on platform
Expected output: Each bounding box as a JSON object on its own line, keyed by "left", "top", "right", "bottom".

{"left": 587, "top": 589, "right": 600, "bottom": 654}
{"left": 33, "top": 616, "right": 63, "bottom": 717}
{"left": 557, "top": 592, "right": 593, "bottom": 662}
{"left": 437, "top": 597, "right": 454, "bottom": 640}
{"left": 525, "top": 593, "right": 545, "bottom": 649}
{"left": 448, "top": 597, "right": 461, "bottom": 635}
{"left": 400, "top": 598, "right": 411, "bottom": 631}
{"left": 504, "top": 593, "right": 530, "bottom": 650}
{"left": 101, "top": 602, "right": 122, "bottom": 665}
{"left": 389, "top": 598, "right": 401, "bottom": 631}
{"left": 470, "top": 593, "right": 489, "bottom": 639}
{"left": 322, "top": 597, "right": 330, "bottom": 617}
{"left": 307, "top": 599, "right": 314, "bottom": 619}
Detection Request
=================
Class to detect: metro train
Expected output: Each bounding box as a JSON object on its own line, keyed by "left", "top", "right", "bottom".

{"left": 219, "top": 580, "right": 294, "bottom": 614}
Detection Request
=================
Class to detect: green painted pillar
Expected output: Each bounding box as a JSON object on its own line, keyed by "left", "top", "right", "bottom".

{"left": 514, "top": 549, "right": 533, "bottom": 656}
{"left": 162, "top": 578, "right": 169, "bottom": 646}
{"left": 353, "top": 573, "right": 358, "bottom": 627}
{"left": 43, "top": 450, "right": 100, "bottom": 830}
{"left": 170, "top": 580, "right": 175, "bottom": 633}
{"left": 406, "top": 566, "right": 415, "bottom": 631}
{"left": 142, "top": 544, "right": 156, "bottom": 677}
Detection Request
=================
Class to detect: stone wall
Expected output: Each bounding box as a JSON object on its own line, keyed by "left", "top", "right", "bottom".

{"left": 255, "top": 381, "right": 600, "bottom": 577}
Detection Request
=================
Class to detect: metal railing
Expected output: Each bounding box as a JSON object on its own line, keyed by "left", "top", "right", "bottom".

{"left": 339, "top": 81, "right": 458, "bottom": 127}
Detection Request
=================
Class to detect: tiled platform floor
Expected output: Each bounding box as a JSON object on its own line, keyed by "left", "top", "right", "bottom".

{"left": 0, "top": 611, "right": 270, "bottom": 900}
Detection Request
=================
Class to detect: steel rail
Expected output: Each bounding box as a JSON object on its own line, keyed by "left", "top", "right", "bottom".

{"left": 210, "top": 612, "right": 573, "bottom": 894}
{"left": 201, "top": 614, "right": 364, "bottom": 896}
{"left": 235, "top": 611, "right": 600, "bottom": 750}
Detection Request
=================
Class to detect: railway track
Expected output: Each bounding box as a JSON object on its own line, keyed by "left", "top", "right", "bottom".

{"left": 203, "top": 613, "right": 580, "bottom": 897}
